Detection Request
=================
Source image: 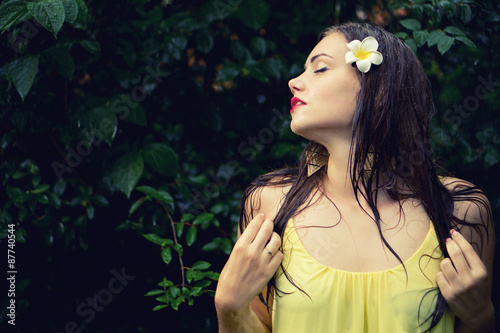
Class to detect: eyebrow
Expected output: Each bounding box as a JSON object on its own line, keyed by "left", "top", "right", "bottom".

{"left": 304, "top": 53, "right": 334, "bottom": 70}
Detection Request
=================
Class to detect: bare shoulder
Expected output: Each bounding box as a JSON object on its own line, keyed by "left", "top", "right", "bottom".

{"left": 439, "top": 176, "right": 494, "bottom": 254}
{"left": 245, "top": 178, "right": 292, "bottom": 222}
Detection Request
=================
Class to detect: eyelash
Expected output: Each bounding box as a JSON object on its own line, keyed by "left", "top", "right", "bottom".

{"left": 313, "top": 67, "right": 327, "bottom": 73}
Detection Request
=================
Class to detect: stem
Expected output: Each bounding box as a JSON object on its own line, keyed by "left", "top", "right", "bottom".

{"left": 161, "top": 202, "right": 185, "bottom": 288}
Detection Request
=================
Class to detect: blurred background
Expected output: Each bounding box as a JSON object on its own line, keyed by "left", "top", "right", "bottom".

{"left": 0, "top": 0, "right": 498, "bottom": 332}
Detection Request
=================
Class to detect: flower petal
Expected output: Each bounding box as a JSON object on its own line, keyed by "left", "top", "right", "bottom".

{"left": 367, "top": 51, "right": 383, "bottom": 65}
{"left": 345, "top": 51, "right": 358, "bottom": 64}
{"left": 361, "top": 37, "right": 379, "bottom": 52}
{"left": 356, "top": 59, "right": 372, "bottom": 73}
{"left": 346, "top": 40, "right": 361, "bottom": 52}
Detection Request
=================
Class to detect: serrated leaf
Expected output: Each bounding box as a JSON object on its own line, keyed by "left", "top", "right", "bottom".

{"left": 413, "top": 30, "right": 429, "bottom": 47}
{"left": 459, "top": 4, "right": 472, "bottom": 23}
{"left": 76, "top": 104, "right": 117, "bottom": 146}
{"left": 192, "top": 261, "right": 211, "bottom": 270}
{"left": 12, "top": 55, "right": 39, "bottom": 100}
{"left": 111, "top": 152, "right": 144, "bottom": 197}
{"left": 427, "top": 30, "right": 445, "bottom": 47}
{"left": 405, "top": 38, "right": 417, "bottom": 54}
{"left": 437, "top": 35, "right": 454, "bottom": 54}
{"left": 74, "top": 0, "right": 87, "bottom": 28}
{"left": 443, "top": 26, "right": 465, "bottom": 37}
{"left": 399, "top": 18, "right": 421, "bottom": 31}
{"left": 186, "top": 225, "right": 197, "bottom": 246}
{"left": 27, "top": 0, "right": 65, "bottom": 38}
{"left": 455, "top": 36, "right": 475, "bottom": 48}
{"left": 161, "top": 247, "right": 172, "bottom": 264}
{"left": 158, "top": 277, "right": 173, "bottom": 288}
{"left": 142, "top": 143, "right": 179, "bottom": 177}
{"left": 0, "top": 2, "right": 29, "bottom": 32}
{"left": 60, "top": 0, "right": 78, "bottom": 24}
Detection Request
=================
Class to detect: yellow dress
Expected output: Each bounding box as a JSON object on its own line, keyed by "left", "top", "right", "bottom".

{"left": 272, "top": 219, "right": 455, "bottom": 332}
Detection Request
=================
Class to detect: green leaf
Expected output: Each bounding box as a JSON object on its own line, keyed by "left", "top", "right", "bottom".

{"left": 128, "top": 198, "right": 144, "bottom": 216}
{"left": 217, "top": 63, "right": 240, "bottom": 82}
{"left": 142, "top": 143, "right": 179, "bottom": 177}
{"left": 186, "top": 225, "right": 197, "bottom": 246}
{"left": 157, "top": 277, "right": 174, "bottom": 288}
{"left": 427, "top": 30, "right": 445, "bottom": 47}
{"left": 29, "top": 184, "right": 50, "bottom": 194}
{"left": 53, "top": 178, "right": 66, "bottom": 196}
{"left": 250, "top": 36, "right": 267, "bottom": 57}
{"left": 143, "top": 233, "right": 165, "bottom": 246}
{"left": 86, "top": 205, "right": 94, "bottom": 220}
{"left": 181, "top": 213, "right": 195, "bottom": 222}
{"left": 27, "top": 0, "right": 66, "bottom": 38}
{"left": 0, "top": 2, "right": 29, "bottom": 32}
{"left": 80, "top": 39, "right": 101, "bottom": 54}
{"left": 193, "top": 212, "right": 214, "bottom": 226}
{"left": 152, "top": 304, "right": 168, "bottom": 311}
{"left": 202, "top": 241, "right": 218, "bottom": 252}
{"left": 11, "top": 55, "right": 39, "bottom": 100}
{"left": 399, "top": 18, "right": 421, "bottom": 31}
{"left": 235, "top": 0, "right": 270, "bottom": 30}
{"left": 175, "top": 222, "right": 184, "bottom": 238}
{"left": 161, "top": 247, "right": 172, "bottom": 264}
{"left": 109, "top": 94, "right": 147, "bottom": 127}
{"left": 60, "top": 0, "right": 77, "bottom": 24}
{"left": 459, "top": 4, "right": 472, "bottom": 23}
{"left": 144, "top": 289, "right": 164, "bottom": 296}
{"left": 413, "top": 30, "right": 429, "bottom": 47}
{"left": 44, "top": 46, "right": 75, "bottom": 79}
{"left": 191, "top": 261, "right": 211, "bottom": 270}
{"left": 111, "top": 152, "right": 144, "bottom": 197}
{"left": 74, "top": 0, "right": 87, "bottom": 28}
{"left": 196, "top": 29, "right": 214, "bottom": 54}
{"left": 394, "top": 32, "right": 409, "bottom": 39}
{"left": 76, "top": 104, "right": 118, "bottom": 146}
{"left": 443, "top": 26, "right": 465, "bottom": 37}
{"left": 455, "top": 36, "right": 475, "bottom": 48}
{"left": 135, "top": 186, "right": 174, "bottom": 208}
{"left": 437, "top": 35, "right": 454, "bottom": 55}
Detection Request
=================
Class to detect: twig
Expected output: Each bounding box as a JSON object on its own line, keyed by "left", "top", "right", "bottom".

{"left": 161, "top": 202, "right": 185, "bottom": 288}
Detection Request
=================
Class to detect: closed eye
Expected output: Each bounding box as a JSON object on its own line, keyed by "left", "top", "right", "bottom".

{"left": 313, "top": 67, "right": 327, "bottom": 73}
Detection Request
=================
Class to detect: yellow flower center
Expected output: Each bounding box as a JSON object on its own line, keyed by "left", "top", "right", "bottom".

{"left": 354, "top": 49, "right": 369, "bottom": 60}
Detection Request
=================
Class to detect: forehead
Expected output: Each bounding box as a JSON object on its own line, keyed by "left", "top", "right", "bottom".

{"left": 306, "top": 32, "right": 349, "bottom": 63}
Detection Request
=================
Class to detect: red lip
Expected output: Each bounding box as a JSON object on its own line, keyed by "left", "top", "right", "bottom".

{"left": 290, "top": 97, "right": 306, "bottom": 113}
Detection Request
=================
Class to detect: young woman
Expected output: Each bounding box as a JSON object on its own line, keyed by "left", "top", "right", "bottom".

{"left": 214, "top": 22, "right": 495, "bottom": 332}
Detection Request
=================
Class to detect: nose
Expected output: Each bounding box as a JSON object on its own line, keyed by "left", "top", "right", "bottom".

{"left": 288, "top": 73, "right": 304, "bottom": 94}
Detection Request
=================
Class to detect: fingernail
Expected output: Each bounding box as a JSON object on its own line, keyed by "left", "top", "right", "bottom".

{"left": 261, "top": 213, "right": 266, "bottom": 217}
{"left": 446, "top": 237, "right": 452, "bottom": 242}
{"left": 450, "top": 229, "right": 456, "bottom": 236}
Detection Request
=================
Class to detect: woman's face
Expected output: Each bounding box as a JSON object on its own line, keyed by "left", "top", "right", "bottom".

{"left": 288, "top": 32, "right": 361, "bottom": 143}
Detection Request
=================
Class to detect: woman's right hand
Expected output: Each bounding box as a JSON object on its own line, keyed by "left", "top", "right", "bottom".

{"left": 215, "top": 213, "right": 283, "bottom": 313}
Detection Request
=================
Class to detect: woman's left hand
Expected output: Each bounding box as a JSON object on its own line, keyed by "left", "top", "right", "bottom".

{"left": 436, "top": 229, "right": 494, "bottom": 331}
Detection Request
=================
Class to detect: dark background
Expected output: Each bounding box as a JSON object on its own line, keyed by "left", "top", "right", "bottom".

{"left": 0, "top": 0, "right": 499, "bottom": 332}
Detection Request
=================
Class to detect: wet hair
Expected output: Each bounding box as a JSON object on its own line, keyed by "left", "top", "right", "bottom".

{"left": 239, "top": 22, "right": 491, "bottom": 331}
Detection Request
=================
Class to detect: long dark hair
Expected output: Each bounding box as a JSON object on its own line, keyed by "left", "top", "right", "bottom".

{"left": 239, "top": 22, "right": 491, "bottom": 331}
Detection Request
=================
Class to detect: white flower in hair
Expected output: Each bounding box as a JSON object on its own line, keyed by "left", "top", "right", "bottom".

{"left": 345, "top": 36, "right": 383, "bottom": 73}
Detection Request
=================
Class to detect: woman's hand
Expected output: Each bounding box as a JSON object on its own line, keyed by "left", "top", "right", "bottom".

{"left": 436, "top": 229, "right": 494, "bottom": 331}
{"left": 215, "top": 213, "right": 283, "bottom": 313}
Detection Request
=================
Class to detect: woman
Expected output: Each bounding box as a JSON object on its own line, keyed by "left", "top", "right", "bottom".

{"left": 215, "top": 22, "right": 495, "bottom": 332}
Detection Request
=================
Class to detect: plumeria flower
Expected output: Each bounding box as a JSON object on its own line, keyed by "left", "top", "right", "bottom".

{"left": 345, "top": 36, "right": 383, "bottom": 73}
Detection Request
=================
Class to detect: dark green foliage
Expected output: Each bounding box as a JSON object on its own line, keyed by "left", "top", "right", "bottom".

{"left": 0, "top": 0, "right": 498, "bottom": 331}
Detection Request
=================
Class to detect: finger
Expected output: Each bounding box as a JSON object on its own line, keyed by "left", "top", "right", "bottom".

{"left": 239, "top": 213, "right": 267, "bottom": 244}
{"left": 436, "top": 272, "right": 453, "bottom": 299}
{"left": 450, "top": 229, "right": 484, "bottom": 268}
{"left": 265, "top": 232, "right": 281, "bottom": 255}
{"left": 446, "top": 238, "right": 471, "bottom": 274}
{"left": 252, "top": 218, "right": 274, "bottom": 249}
{"left": 439, "top": 257, "right": 459, "bottom": 284}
